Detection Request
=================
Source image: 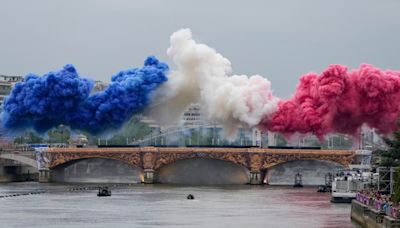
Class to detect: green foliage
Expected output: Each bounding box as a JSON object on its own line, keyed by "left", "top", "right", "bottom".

{"left": 275, "top": 134, "right": 288, "bottom": 147}
{"left": 47, "top": 125, "right": 70, "bottom": 143}
{"left": 14, "top": 125, "right": 70, "bottom": 144}
{"left": 91, "top": 116, "right": 152, "bottom": 145}
{"left": 393, "top": 168, "right": 400, "bottom": 203}
{"left": 380, "top": 121, "right": 400, "bottom": 202}
{"left": 14, "top": 132, "right": 44, "bottom": 144}
{"left": 380, "top": 122, "right": 400, "bottom": 167}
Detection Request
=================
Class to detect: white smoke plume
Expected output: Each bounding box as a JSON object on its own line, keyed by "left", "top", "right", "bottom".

{"left": 148, "top": 29, "right": 279, "bottom": 135}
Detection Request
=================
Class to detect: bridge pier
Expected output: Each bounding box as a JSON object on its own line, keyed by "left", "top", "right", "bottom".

{"left": 143, "top": 169, "right": 155, "bottom": 184}
{"left": 249, "top": 170, "right": 264, "bottom": 185}
{"left": 38, "top": 169, "right": 51, "bottom": 183}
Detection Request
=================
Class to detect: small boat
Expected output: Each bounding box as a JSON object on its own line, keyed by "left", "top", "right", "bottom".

{"left": 317, "top": 173, "right": 333, "bottom": 192}
{"left": 187, "top": 194, "right": 195, "bottom": 200}
{"left": 97, "top": 187, "right": 111, "bottom": 197}
{"left": 317, "top": 185, "right": 328, "bottom": 192}
{"left": 293, "top": 173, "right": 303, "bottom": 188}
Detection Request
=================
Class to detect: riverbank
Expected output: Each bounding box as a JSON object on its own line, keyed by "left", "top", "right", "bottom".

{"left": 351, "top": 194, "right": 400, "bottom": 228}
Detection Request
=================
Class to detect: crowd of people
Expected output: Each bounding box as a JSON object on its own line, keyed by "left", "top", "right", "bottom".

{"left": 356, "top": 189, "right": 399, "bottom": 219}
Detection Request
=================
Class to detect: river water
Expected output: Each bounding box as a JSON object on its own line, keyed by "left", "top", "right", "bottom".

{"left": 0, "top": 182, "right": 359, "bottom": 228}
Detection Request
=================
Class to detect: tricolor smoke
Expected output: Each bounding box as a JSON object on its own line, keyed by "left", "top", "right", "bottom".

{"left": 261, "top": 64, "right": 400, "bottom": 139}
{"left": 2, "top": 56, "right": 168, "bottom": 134}
{"left": 2, "top": 29, "right": 400, "bottom": 139}
{"left": 147, "top": 29, "right": 278, "bottom": 135}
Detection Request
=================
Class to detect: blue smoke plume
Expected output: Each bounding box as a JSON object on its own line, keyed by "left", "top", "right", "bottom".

{"left": 2, "top": 56, "right": 168, "bottom": 135}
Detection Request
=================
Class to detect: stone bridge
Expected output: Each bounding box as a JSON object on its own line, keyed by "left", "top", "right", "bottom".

{"left": 38, "top": 147, "right": 356, "bottom": 184}
{"left": 0, "top": 152, "right": 38, "bottom": 169}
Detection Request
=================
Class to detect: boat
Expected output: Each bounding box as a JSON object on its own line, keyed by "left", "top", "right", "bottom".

{"left": 331, "top": 150, "right": 373, "bottom": 203}
{"left": 317, "top": 173, "right": 333, "bottom": 193}
{"left": 317, "top": 185, "right": 329, "bottom": 192}
{"left": 331, "top": 169, "right": 373, "bottom": 203}
{"left": 187, "top": 194, "right": 195, "bottom": 200}
{"left": 97, "top": 187, "right": 111, "bottom": 197}
{"left": 293, "top": 173, "right": 303, "bottom": 188}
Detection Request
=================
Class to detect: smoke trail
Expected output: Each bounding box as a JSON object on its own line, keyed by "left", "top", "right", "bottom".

{"left": 148, "top": 29, "right": 279, "bottom": 135}
{"left": 260, "top": 64, "right": 400, "bottom": 139}
{"left": 2, "top": 56, "right": 168, "bottom": 134}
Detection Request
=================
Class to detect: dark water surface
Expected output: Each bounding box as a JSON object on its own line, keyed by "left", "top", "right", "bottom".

{"left": 0, "top": 183, "right": 358, "bottom": 228}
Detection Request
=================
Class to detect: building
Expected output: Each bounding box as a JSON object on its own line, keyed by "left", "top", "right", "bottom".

{"left": 181, "top": 104, "right": 213, "bottom": 127}
{"left": 0, "top": 75, "right": 23, "bottom": 144}
{"left": 0, "top": 75, "right": 23, "bottom": 107}
{"left": 91, "top": 80, "right": 109, "bottom": 93}
{"left": 139, "top": 103, "right": 210, "bottom": 129}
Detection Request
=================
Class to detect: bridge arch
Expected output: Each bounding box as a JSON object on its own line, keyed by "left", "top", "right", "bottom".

{"left": 261, "top": 153, "right": 352, "bottom": 170}
{"left": 155, "top": 157, "right": 250, "bottom": 185}
{"left": 50, "top": 156, "right": 141, "bottom": 170}
{"left": 51, "top": 157, "right": 144, "bottom": 183}
{"left": 154, "top": 152, "right": 249, "bottom": 171}
{"left": 48, "top": 152, "right": 142, "bottom": 169}
{"left": 0, "top": 153, "right": 38, "bottom": 169}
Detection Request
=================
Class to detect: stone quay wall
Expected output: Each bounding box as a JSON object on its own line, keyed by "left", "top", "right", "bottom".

{"left": 351, "top": 200, "right": 400, "bottom": 228}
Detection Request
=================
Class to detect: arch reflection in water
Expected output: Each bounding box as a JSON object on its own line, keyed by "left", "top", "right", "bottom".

{"left": 51, "top": 158, "right": 143, "bottom": 183}
{"left": 155, "top": 158, "right": 250, "bottom": 185}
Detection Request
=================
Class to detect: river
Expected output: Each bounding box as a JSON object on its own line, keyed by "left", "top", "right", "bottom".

{"left": 0, "top": 182, "right": 359, "bottom": 228}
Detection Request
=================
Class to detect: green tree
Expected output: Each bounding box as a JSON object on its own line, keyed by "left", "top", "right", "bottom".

{"left": 47, "top": 125, "right": 71, "bottom": 143}
{"left": 14, "top": 132, "right": 44, "bottom": 144}
{"left": 92, "top": 116, "right": 152, "bottom": 145}
{"left": 393, "top": 169, "right": 400, "bottom": 203}
{"left": 380, "top": 123, "right": 400, "bottom": 167}
{"left": 275, "top": 134, "right": 288, "bottom": 147}
{"left": 379, "top": 121, "right": 400, "bottom": 202}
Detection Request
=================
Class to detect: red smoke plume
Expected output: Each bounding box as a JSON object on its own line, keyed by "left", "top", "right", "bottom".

{"left": 260, "top": 64, "right": 400, "bottom": 139}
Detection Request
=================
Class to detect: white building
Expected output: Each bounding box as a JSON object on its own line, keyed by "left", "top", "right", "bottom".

{"left": 0, "top": 75, "right": 23, "bottom": 107}
{"left": 91, "top": 80, "right": 109, "bottom": 93}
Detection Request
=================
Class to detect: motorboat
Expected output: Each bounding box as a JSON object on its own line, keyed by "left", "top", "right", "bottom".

{"left": 317, "top": 185, "right": 330, "bottom": 192}
{"left": 97, "top": 187, "right": 111, "bottom": 197}
{"left": 317, "top": 173, "right": 333, "bottom": 193}
{"left": 187, "top": 194, "right": 195, "bottom": 200}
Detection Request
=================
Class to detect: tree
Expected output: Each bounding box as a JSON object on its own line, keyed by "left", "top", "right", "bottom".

{"left": 275, "top": 134, "right": 288, "bottom": 147}
{"left": 89, "top": 116, "right": 152, "bottom": 145}
{"left": 14, "top": 132, "right": 43, "bottom": 144}
{"left": 379, "top": 121, "right": 400, "bottom": 202}
{"left": 393, "top": 169, "right": 400, "bottom": 203}
{"left": 47, "top": 125, "right": 71, "bottom": 144}
{"left": 380, "top": 122, "right": 400, "bottom": 167}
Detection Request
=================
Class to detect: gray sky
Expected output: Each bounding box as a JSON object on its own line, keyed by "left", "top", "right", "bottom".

{"left": 1, "top": 0, "right": 399, "bottom": 97}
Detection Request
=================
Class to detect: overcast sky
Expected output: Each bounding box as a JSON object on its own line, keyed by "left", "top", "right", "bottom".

{"left": 1, "top": 0, "right": 399, "bottom": 97}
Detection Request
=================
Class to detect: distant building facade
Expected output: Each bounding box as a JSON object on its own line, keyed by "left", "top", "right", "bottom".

{"left": 0, "top": 75, "right": 23, "bottom": 107}
{"left": 91, "top": 80, "right": 109, "bottom": 93}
